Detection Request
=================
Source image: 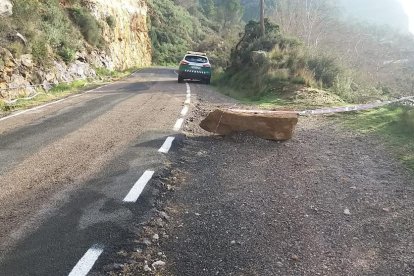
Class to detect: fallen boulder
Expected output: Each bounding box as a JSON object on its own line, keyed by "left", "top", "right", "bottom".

{"left": 200, "top": 109, "right": 299, "bottom": 141}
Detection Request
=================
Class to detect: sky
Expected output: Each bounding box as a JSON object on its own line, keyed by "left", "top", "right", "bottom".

{"left": 400, "top": 0, "right": 414, "bottom": 33}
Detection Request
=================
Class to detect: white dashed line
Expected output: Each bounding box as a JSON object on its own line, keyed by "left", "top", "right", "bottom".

{"left": 173, "top": 118, "right": 184, "bottom": 131}
{"left": 68, "top": 244, "right": 104, "bottom": 276}
{"left": 159, "top": 137, "right": 176, "bottom": 154}
{"left": 181, "top": 105, "right": 189, "bottom": 116}
{"left": 123, "top": 170, "right": 155, "bottom": 203}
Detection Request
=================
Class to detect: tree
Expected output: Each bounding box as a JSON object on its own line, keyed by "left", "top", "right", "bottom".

{"left": 259, "top": 0, "right": 265, "bottom": 36}
{"left": 199, "top": 0, "right": 216, "bottom": 17}
{"left": 215, "top": 0, "right": 243, "bottom": 30}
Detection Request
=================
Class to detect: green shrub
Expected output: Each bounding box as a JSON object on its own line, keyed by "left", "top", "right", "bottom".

{"left": 58, "top": 46, "right": 76, "bottom": 63}
{"left": 106, "top": 16, "right": 116, "bottom": 29}
{"left": 148, "top": 0, "right": 207, "bottom": 64}
{"left": 8, "top": 41, "right": 25, "bottom": 58}
{"left": 11, "top": 0, "right": 41, "bottom": 40}
{"left": 31, "top": 39, "right": 49, "bottom": 65}
{"left": 307, "top": 55, "right": 342, "bottom": 87}
{"left": 401, "top": 108, "right": 414, "bottom": 134}
{"left": 332, "top": 75, "right": 355, "bottom": 101}
{"left": 68, "top": 8, "right": 102, "bottom": 46}
{"left": 41, "top": 1, "right": 81, "bottom": 51}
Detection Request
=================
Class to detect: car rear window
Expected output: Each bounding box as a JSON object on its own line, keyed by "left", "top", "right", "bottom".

{"left": 185, "top": 55, "right": 208, "bottom": 64}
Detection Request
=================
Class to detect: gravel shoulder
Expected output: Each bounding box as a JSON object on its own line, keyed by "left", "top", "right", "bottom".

{"left": 111, "top": 82, "right": 414, "bottom": 276}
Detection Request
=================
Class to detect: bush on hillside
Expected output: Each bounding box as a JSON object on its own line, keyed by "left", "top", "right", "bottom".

{"left": 148, "top": 0, "right": 207, "bottom": 64}
{"left": 0, "top": 0, "right": 84, "bottom": 65}
{"left": 307, "top": 56, "right": 342, "bottom": 87}
{"left": 150, "top": 0, "right": 243, "bottom": 65}
{"left": 401, "top": 107, "right": 414, "bottom": 135}
{"left": 68, "top": 7, "right": 102, "bottom": 47}
{"left": 218, "top": 19, "right": 377, "bottom": 103}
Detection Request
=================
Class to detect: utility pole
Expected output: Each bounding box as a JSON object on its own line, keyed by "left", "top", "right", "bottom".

{"left": 260, "top": 0, "right": 265, "bottom": 36}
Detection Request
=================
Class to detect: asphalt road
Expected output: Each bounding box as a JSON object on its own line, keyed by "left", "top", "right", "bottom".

{"left": 0, "top": 68, "right": 188, "bottom": 276}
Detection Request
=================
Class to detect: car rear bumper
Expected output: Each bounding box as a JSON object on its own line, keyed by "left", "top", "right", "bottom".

{"left": 178, "top": 70, "right": 211, "bottom": 80}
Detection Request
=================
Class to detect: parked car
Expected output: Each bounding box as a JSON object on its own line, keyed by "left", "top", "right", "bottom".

{"left": 177, "top": 52, "right": 212, "bottom": 84}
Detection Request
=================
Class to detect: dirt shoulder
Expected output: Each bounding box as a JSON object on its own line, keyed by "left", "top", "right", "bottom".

{"left": 105, "top": 83, "right": 414, "bottom": 276}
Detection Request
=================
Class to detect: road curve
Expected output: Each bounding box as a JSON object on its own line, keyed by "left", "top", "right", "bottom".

{"left": 0, "top": 68, "right": 188, "bottom": 276}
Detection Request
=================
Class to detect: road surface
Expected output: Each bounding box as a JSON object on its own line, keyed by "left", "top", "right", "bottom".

{"left": 1, "top": 68, "right": 414, "bottom": 276}
{"left": 0, "top": 68, "right": 189, "bottom": 276}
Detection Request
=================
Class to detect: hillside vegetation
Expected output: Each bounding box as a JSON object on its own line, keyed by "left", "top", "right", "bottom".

{"left": 151, "top": 0, "right": 413, "bottom": 106}
{"left": 0, "top": 0, "right": 102, "bottom": 65}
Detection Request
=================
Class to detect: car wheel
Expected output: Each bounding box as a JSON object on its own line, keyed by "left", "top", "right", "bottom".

{"left": 205, "top": 78, "right": 211, "bottom": 85}
{"left": 178, "top": 76, "right": 184, "bottom": 83}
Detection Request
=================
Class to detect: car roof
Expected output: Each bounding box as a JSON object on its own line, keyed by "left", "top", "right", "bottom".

{"left": 184, "top": 54, "right": 210, "bottom": 62}
{"left": 187, "top": 51, "right": 207, "bottom": 56}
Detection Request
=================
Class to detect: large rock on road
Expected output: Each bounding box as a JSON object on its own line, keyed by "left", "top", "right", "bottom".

{"left": 200, "top": 109, "right": 299, "bottom": 141}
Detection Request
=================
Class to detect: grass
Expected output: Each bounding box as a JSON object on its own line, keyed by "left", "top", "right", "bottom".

{"left": 341, "top": 106, "right": 414, "bottom": 171}
{"left": 0, "top": 68, "right": 140, "bottom": 115}
{"left": 0, "top": 79, "right": 90, "bottom": 113}
{"left": 213, "top": 73, "right": 346, "bottom": 110}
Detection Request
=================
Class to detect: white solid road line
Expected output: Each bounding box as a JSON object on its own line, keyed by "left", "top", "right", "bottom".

{"left": 0, "top": 81, "right": 113, "bottom": 123}
{"left": 0, "top": 94, "right": 82, "bottom": 122}
{"left": 181, "top": 105, "right": 189, "bottom": 116}
{"left": 159, "top": 137, "right": 176, "bottom": 154}
{"left": 186, "top": 83, "right": 191, "bottom": 94}
{"left": 68, "top": 244, "right": 104, "bottom": 276}
{"left": 123, "top": 171, "right": 155, "bottom": 203}
{"left": 173, "top": 118, "right": 184, "bottom": 131}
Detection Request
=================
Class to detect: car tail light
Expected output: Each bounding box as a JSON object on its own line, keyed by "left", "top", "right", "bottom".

{"left": 203, "top": 64, "right": 211, "bottom": 68}
{"left": 180, "top": 60, "right": 189, "bottom": 65}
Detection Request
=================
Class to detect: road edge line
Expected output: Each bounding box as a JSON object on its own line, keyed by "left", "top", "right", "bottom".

{"left": 123, "top": 170, "right": 155, "bottom": 203}
{"left": 68, "top": 244, "right": 104, "bottom": 276}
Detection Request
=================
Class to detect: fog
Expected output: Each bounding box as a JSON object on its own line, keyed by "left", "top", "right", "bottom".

{"left": 339, "top": 0, "right": 411, "bottom": 33}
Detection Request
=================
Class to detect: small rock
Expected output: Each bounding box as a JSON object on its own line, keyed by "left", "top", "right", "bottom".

{"left": 0, "top": 0, "right": 13, "bottom": 17}
{"left": 291, "top": 254, "right": 299, "bottom": 261}
{"left": 152, "top": 260, "right": 166, "bottom": 270}
{"left": 159, "top": 211, "right": 170, "bottom": 220}
{"left": 112, "top": 263, "right": 124, "bottom": 270}
{"left": 344, "top": 208, "right": 351, "bottom": 215}
{"left": 20, "top": 54, "right": 33, "bottom": 67}
{"left": 230, "top": 240, "right": 236, "bottom": 245}
{"left": 142, "top": 238, "right": 152, "bottom": 246}
{"left": 143, "top": 264, "right": 152, "bottom": 272}
{"left": 195, "top": 213, "right": 201, "bottom": 216}
{"left": 276, "top": 261, "right": 283, "bottom": 268}
{"left": 382, "top": 207, "right": 390, "bottom": 212}
{"left": 154, "top": 218, "right": 166, "bottom": 228}
{"left": 153, "top": 234, "right": 159, "bottom": 241}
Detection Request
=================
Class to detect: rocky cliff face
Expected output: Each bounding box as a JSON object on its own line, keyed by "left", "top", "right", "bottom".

{"left": 86, "top": 0, "right": 151, "bottom": 70}
{"left": 0, "top": 0, "right": 151, "bottom": 101}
